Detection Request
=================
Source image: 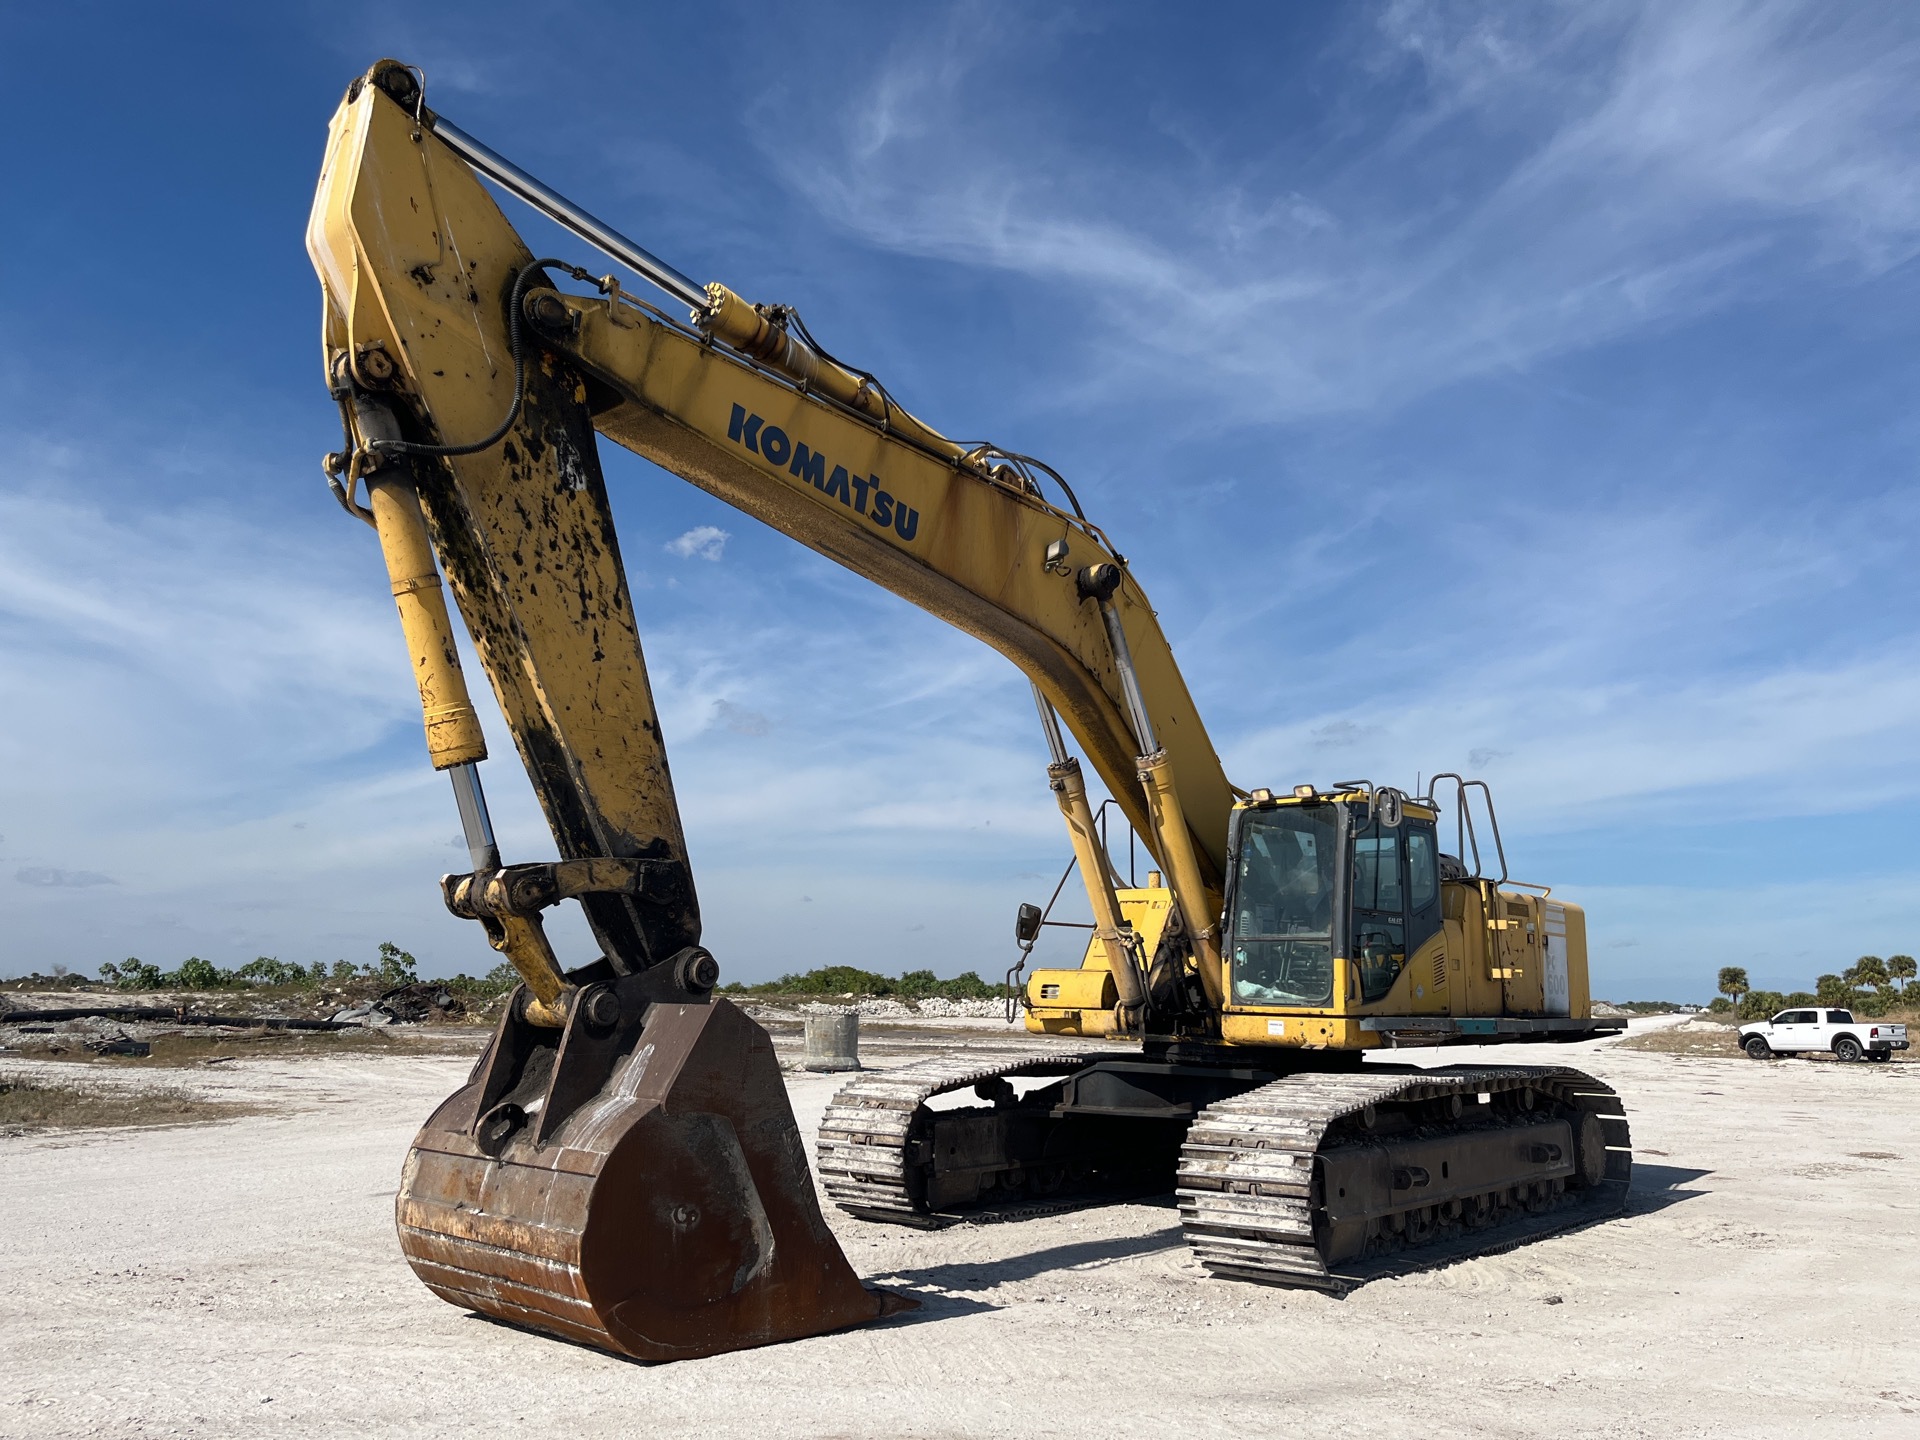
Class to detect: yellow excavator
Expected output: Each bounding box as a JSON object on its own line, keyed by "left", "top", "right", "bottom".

{"left": 307, "top": 61, "right": 1631, "bottom": 1362}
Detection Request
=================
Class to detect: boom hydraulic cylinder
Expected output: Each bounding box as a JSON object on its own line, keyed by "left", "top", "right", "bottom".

{"left": 1032, "top": 685, "right": 1147, "bottom": 1028}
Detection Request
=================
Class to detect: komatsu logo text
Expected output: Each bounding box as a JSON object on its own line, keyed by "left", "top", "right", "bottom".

{"left": 727, "top": 405, "right": 921, "bottom": 543}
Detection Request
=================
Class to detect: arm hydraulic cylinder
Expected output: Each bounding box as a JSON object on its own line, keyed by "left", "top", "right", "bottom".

{"left": 347, "top": 393, "right": 573, "bottom": 1024}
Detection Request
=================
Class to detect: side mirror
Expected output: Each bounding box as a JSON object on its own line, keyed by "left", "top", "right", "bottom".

{"left": 1015, "top": 903, "right": 1044, "bottom": 945}
{"left": 1377, "top": 788, "right": 1404, "bottom": 828}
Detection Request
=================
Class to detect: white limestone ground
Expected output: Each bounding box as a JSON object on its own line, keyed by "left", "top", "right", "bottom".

{"left": 2, "top": 1017, "right": 1915, "bottom": 1439}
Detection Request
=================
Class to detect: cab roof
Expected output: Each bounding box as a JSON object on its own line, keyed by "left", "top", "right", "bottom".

{"left": 1234, "top": 789, "right": 1439, "bottom": 822}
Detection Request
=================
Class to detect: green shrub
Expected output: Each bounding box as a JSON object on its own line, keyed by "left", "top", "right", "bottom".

{"left": 372, "top": 942, "right": 418, "bottom": 988}
{"left": 1736, "top": 990, "right": 1785, "bottom": 1022}
{"left": 445, "top": 963, "right": 521, "bottom": 998}
{"left": 93, "top": 944, "right": 435, "bottom": 994}
{"left": 99, "top": 958, "right": 164, "bottom": 990}
{"left": 1857, "top": 987, "right": 1893, "bottom": 1017}
{"left": 235, "top": 957, "right": 306, "bottom": 987}
{"left": 719, "top": 965, "right": 1000, "bottom": 1001}
{"left": 929, "top": 970, "right": 997, "bottom": 1000}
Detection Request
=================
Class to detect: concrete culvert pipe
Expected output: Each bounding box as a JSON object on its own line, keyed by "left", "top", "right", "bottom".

{"left": 803, "top": 1011, "right": 861, "bottom": 1072}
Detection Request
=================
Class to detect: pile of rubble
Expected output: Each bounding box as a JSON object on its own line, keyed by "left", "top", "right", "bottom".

{"left": 329, "top": 982, "right": 465, "bottom": 1026}
{"left": 797, "top": 996, "right": 1007, "bottom": 1020}
{"left": 801, "top": 998, "right": 912, "bottom": 1019}
{"left": 911, "top": 996, "right": 1006, "bottom": 1018}
{"left": 0, "top": 1011, "right": 157, "bottom": 1057}
{"left": 0, "top": 982, "right": 471, "bottom": 1057}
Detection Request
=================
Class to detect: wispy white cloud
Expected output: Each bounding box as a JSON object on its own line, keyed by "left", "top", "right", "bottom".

{"left": 753, "top": 0, "right": 1920, "bottom": 417}
{"left": 0, "top": 488, "right": 412, "bottom": 798}
{"left": 666, "top": 524, "right": 730, "bottom": 560}
{"left": 1232, "top": 646, "right": 1920, "bottom": 833}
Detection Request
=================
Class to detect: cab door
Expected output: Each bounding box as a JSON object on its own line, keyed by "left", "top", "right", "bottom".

{"left": 1350, "top": 823, "right": 1406, "bottom": 1004}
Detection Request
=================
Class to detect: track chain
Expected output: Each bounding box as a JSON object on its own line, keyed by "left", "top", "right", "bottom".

{"left": 1176, "top": 1064, "right": 1631, "bottom": 1290}
{"left": 816, "top": 1052, "right": 1105, "bottom": 1224}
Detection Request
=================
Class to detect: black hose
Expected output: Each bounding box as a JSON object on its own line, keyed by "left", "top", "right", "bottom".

{"left": 366, "top": 257, "right": 593, "bottom": 460}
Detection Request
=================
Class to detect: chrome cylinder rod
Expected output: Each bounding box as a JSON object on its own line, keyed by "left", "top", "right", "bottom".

{"left": 1096, "top": 601, "right": 1159, "bottom": 756}
{"left": 449, "top": 761, "right": 502, "bottom": 873}
{"left": 431, "top": 116, "right": 710, "bottom": 314}
{"left": 1030, "top": 682, "right": 1071, "bottom": 767}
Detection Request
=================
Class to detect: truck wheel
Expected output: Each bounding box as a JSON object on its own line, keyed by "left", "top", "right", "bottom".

{"left": 1869, "top": 1051, "right": 1891, "bottom": 1063}
{"left": 1833, "top": 1036, "right": 1863, "bottom": 1063}
{"left": 1742, "top": 1035, "right": 1773, "bottom": 1060}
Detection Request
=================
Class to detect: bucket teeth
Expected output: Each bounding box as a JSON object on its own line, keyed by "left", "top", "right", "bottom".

{"left": 397, "top": 997, "right": 894, "bottom": 1361}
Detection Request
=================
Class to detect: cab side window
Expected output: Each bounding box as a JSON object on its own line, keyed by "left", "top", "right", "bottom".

{"left": 1405, "top": 825, "right": 1441, "bottom": 955}
{"left": 1351, "top": 826, "right": 1405, "bottom": 1002}
{"left": 1351, "top": 819, "right": 1443, "bottom": 1003}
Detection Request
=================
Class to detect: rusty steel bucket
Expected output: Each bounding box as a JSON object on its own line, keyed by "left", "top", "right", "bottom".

{"left": 396, "top": 988, "right": 904, "bottom": 1360}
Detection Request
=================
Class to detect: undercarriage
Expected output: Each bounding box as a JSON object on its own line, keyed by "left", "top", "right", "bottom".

{"left": 818, "top": 1052, "right": 1631, "bottom": 1288}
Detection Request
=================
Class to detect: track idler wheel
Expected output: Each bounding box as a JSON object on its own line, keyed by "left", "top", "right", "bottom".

{"left": 396, "top": 990, "right": 902, "bottom": 1361}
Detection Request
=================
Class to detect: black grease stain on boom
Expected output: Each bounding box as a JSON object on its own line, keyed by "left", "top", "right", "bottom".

{"left": 413, "top": 351, "right": 699, "bottom": 975}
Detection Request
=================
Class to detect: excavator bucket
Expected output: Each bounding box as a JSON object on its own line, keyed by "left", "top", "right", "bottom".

{"left": 396, "top": 989, "right": 901, "bottom": 1361}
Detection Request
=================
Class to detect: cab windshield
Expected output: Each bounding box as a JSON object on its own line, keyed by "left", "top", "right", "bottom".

{"left": 1229, "top": 806, "right": 1336, "bottom": 1006}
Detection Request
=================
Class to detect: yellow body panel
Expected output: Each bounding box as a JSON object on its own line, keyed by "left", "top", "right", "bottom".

{"left": 1024, "top": 881, "right": 1174, "bottom": 1035}
{"left": 1218, "top": 1014, "right": 1368, "bottom": 1049}
{"left": 1024, "top": 968, "right": 1120, "bottom": 1035}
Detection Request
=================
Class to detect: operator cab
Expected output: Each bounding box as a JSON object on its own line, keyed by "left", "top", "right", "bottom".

{"left": 1225, "top": 787, "right": 1443, "bottom": 1009}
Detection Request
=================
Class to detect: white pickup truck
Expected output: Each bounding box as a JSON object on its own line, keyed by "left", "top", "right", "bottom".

{"left": 1739, "top": 1008, "right": 1909, "bottom": 1062}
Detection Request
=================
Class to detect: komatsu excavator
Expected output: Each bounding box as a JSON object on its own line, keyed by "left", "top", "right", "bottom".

{"left": 307, "top": 61, "right": 1632, "bottom": 1362}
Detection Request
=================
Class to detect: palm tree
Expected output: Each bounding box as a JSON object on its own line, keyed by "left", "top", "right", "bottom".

{"left": 1717, "top": 966, "right": 1749, "bottom": 1014}
{"left": 1816, "top": 973, "right": 1851, "bottom": 1007}
{"left": 1847, "top": 956, "right": 1889, "bottom": 991}
{"left": 1888, "top": 956, "right": 1916, "bottom": 994}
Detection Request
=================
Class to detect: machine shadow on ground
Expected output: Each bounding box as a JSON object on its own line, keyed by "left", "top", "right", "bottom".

{"left": 1626, "top": 1163, "right": 1713, "bottom": 1216}
{"left": 871, "top": 1224, "right": 1190, "bottom": 1317}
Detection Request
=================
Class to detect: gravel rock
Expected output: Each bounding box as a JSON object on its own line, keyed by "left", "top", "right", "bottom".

{"left": 912, "top": 997, "right": 1005, "bottom": 1018}
{"left": 801, "top": 999, "right": 912, "bottom": 1019}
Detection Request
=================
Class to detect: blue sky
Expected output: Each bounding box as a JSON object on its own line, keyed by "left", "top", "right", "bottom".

{"left": 3, "top": 2, "right": 1918, "bottom": 1000}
